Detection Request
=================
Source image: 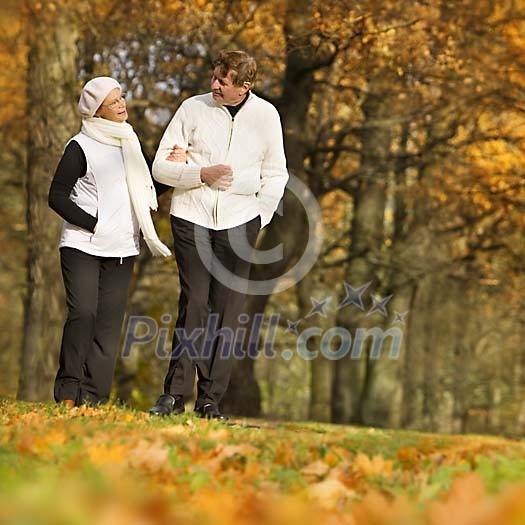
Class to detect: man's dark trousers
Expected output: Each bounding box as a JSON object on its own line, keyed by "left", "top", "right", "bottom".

{"left": 163, "top": 215, "right": 260, "bottom": 408}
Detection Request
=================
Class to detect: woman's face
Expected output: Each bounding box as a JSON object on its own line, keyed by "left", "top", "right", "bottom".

{"left": 95, "top": 87, "right": 128, "bottom": 123}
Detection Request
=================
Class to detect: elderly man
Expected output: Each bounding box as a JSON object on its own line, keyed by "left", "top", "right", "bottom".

{"left": 149, "top": 50, "right": 289, "bottom": 420}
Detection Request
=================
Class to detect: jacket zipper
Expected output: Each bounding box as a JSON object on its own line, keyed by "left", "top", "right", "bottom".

{"left": 227, "top": 116, "right": 234, "bottom": 152}
{"left": 214, "top": 113, "right": 235, "bottom": 228}
{"left": 213, "top": 92, "right": 253, "bottom": 228}
{"left": 213, "top": 190, "right": 219, "bottom": 228}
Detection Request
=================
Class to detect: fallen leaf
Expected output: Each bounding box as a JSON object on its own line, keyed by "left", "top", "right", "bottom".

{"left": 306, "top": 479, "right": 356, "bottom": 510}
{"left": 353, "top": 453, "right": 393, "bottom": 478}
{"left": 301, "top": 460, "right": 330, "bottom": 482}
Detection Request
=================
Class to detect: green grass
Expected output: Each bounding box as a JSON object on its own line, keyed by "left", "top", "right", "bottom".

{"left": 2, "top": 399, "right": 525, "bottom": 525}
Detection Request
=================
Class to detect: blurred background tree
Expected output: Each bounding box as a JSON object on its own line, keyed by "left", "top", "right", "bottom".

{"left": 1, "top": 0, "right": 523, "bottom": 435}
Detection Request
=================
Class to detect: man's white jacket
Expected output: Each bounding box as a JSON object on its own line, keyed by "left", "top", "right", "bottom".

{"left": 152, "top": 92, "right": 289, "bottom": 230}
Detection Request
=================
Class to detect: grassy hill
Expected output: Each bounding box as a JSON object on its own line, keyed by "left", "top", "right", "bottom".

{"left": 1, "top": 399, "right": 525, "bottom": 525}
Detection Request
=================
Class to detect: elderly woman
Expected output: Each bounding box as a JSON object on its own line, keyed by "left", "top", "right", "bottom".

{"left": 48, "top": 76, "right": 182, "bottom": 407}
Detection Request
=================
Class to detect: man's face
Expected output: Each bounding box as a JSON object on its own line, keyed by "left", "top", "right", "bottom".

{"left": 210, "top": 66, "right": 249, "bottom": 106}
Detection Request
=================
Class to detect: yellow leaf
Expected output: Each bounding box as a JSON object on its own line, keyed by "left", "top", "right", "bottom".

{"left": 87, "top": 441, "right": 130, "bottom": 465}
{"left": 301, "top": 460, "right": 330, "bottom": 482}
{"left": 427, "top": 473, "right": 487, "bottom": 525}
{"left": 127, "top": 439, "right": 169, "bottom": 474}
{"left": 353, "top": 453, "right": 393, "bottom": 477}
{"left": 306, "top": 479, "right": 355, "bottom": 510}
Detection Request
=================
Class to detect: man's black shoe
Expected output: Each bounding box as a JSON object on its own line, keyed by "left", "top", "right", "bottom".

{"left": 195, "top": 403, "right": 229, "bottom": 421}
{"left": 149, "top": 394, "right": 185, "bottom": 416}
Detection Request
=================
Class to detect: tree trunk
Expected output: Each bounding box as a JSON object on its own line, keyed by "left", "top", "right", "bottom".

{"left": 400, "top": 284, "right": 419, "bottom": 427}
{"left": 294, "top": 277, "right": 333, "bottom": 422}
{"left": 419, "top": 277, "right": 443, "bottom": 432}
{"left": 333, "top": 89, "right": 391, "bottom": 424}
{"left": 17, "top": 2, "right": 78, "bottom": 401}
{"left": 221, "top": 292, "right": 266, "bottom": 416}
{"left": 223, "top": 0, "right": 320, "bottom": 416}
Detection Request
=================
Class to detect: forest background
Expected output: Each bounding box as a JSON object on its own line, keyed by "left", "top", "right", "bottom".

{"left": 0, "top": 0, "right": 524, "bottom": 436}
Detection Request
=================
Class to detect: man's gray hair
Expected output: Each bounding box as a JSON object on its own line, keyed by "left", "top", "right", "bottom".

{"left": 213, "top": 50, "right": 257, "bottom": 87}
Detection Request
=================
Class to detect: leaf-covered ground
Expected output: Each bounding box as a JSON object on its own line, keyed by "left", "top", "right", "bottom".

{"left": 1, "top": 399, "right": 525, "bottom": 525}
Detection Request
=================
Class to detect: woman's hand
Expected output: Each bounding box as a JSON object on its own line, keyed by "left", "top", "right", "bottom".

{"left": 166, "top": 145, "right": 187, "bottom": 163}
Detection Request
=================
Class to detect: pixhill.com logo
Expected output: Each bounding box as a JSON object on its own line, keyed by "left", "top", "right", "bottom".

{"left": 122, "top": 281, "right": 408, "bottom": 361}
{"left": 283, "top": 280, "right": 408, "bottom": 361}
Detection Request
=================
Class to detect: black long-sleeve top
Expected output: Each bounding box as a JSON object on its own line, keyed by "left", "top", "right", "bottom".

{"left": 48, "top": 140, "right": 171, "bottom": 232}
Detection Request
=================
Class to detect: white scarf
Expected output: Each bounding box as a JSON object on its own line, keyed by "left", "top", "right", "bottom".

{"left": 81, "top": 118, "right": 171, "bottom": 257}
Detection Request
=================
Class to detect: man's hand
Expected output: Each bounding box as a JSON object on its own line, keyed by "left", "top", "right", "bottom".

{"left": 166, "top": 145, "right": 187, "bottom": 163}
{"left": 200, "top": 164, "right": 233, "bottom": 191}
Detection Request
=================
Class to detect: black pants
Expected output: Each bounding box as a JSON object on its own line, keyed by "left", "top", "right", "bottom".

{"left": 164, "top": 215, "right": 260, "bottom": 408}
{"left": 54, "top": 247, "right": 135, "bottom": 405}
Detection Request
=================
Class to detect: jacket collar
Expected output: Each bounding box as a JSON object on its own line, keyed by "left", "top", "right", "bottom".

{"left": 209, "top": 90, "right": 255, "bottom": 110}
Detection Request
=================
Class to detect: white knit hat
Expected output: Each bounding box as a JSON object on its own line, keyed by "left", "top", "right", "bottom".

{"left": 78, "top": 76, "right": 121, "bottom": 118}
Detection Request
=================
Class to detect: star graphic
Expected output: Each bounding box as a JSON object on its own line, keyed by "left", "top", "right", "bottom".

{"left": 305, "top": 297, "right": 332, "bottom": 319}
{"left": 337, "top": 281, "right": 372, "bottom": 311}
{"left": 366, "top": 294, "right": 394, "bottom": 316}
{"left": 391, "top": 310, "right": 409, "bottom": 325}
{"left": 285, "top": 319, "right": 302, "bottom": 334}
